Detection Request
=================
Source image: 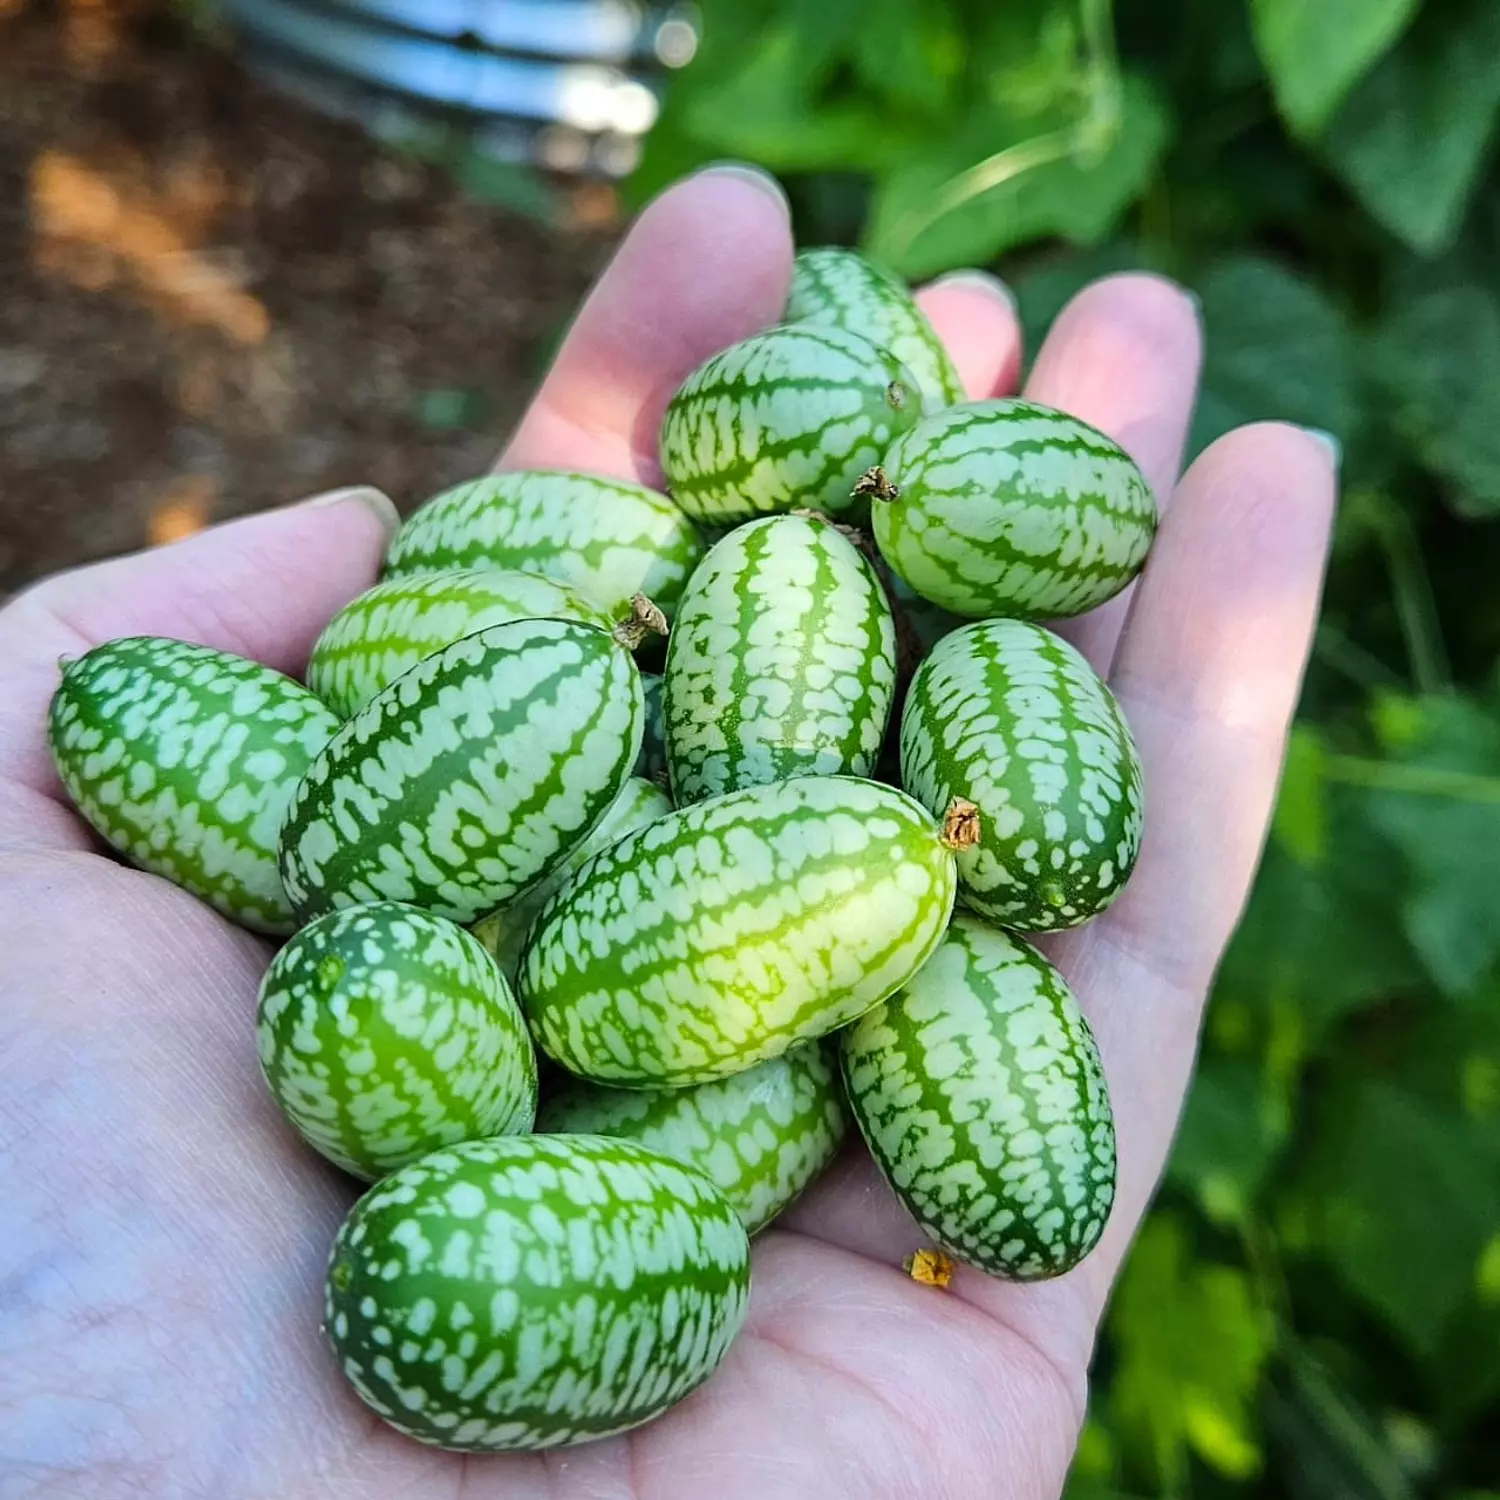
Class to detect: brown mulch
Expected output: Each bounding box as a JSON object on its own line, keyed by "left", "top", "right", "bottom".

{"left": 0, "top": 2, "right": 612, "bottom": 594}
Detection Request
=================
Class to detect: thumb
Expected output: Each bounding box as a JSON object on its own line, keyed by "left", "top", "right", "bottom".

{"left": 0, "top": 486, "right": 395, "bottom": 801}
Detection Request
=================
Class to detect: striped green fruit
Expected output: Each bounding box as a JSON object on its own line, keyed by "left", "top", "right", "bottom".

{"left": 663, "top": 514, "right": 896, "bottom": 804}
{"left": 900, "top": 619, "right": 1143, "bottom": 930}
{"left": 306, "top": 568, "right": 615, "bottom": 718}
{"left": 520, "top": 775, "right": 975, "bottom": 1088}
{"left": 865, "top": 398, "right": 1156, "bottom": 620}
{"left": 841, "top": 914, "right": 1116, "bottom": 1281}
{"left": 383, "top": 470, "right": 704, "bottom": 621}
{"left": 659, "top": 325, "right": 925, "bottom": 526}
{"left": 257, "top": 901, "right": 536, "bottom": 1179}
{"left": 279, "top": 618, "right": 643, "bottom": 926}
{"left": 324, "top": 1134, "right": 750, "bottom": 1451}
{"left": 633, "top": 672, "right": 667, "bottom": 783}
{"left": 537, "top": 1043, "right": 847, "bottom": 1234}
{"left": 47, "top": 636, "right": 338, "bottom": 934}
{"left": 470, "top": 776, "right": 671, "bottom": 983}
{"left": 786, "top": 247, "right": 963, "bottom": 407}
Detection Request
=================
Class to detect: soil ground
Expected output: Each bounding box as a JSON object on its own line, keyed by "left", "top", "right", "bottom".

{"left": 0, "top": 1, "right": 611, "bottom": 595}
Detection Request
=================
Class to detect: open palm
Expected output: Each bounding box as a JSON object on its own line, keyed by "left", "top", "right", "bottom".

{"left": 0, "top": 168, "right": 1334, "bottom": 1500}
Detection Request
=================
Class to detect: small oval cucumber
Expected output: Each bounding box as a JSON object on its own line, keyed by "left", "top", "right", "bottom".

{"left": 537, "top": 1043, "right": 846, "bottom": 1234}
{"left": 257, "top": 901, "right": 536, "bottom": 1178}
{"left": 659, "top": 325, "right": 925, "bottom": 526}
{"left": 47, "top": 636, "right": 339, "bottom": 934}
{"left": 786, "top": 247, "right": 963, "bottom": 406}
{"left": 324, "top": 1134, "right": 750, "bottom": 1451}
{"left": 383, "top": 470, "right": 703, "bottom": 621}
{"left": 279, "top": 618, "right": 642, "bottom": 926}
{"left": 841, "top": 914, "right": 1116, "bottom": 1280}
{"left": 867, "top": 398, "right": 1156, "bottom": 620}
{"left": 307, "top": 568, "right": 614, "bottom": 717}
{"left": 900, "top": 619, "right": 1142, "bottom": 930}
{"left": 520, "top": 775, "right": 971, "bottom": 1088}
{"left": 662, "top": 514, "right": 896, "bottom": 804}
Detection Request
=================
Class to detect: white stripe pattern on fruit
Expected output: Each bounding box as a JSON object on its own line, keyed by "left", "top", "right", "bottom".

{"left": 786, "top": 246, "right": 963, "bottom": 406}
{"left": 537, "top": 1044, "right": 847, "bottom": 1233}
{"left": 470, "top": 776, "right": 671, "bottom": 982}
{"left": 659, "top": 325, "right": 925, "bottom": 525}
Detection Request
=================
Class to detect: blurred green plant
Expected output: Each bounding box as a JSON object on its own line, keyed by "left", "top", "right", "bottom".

{"left": 642, "top": 1, "right": 1500, "bottom": 1495}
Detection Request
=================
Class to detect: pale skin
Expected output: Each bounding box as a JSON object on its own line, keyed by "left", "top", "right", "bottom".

{"left": 0, "top": 167, "right": 1335, "bottom": 1499}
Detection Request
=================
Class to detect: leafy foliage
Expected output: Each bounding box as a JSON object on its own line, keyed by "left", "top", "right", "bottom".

{"left": 1320, "top": 0, "right": 1500, "bottom": 254}
{"left": 1251, "top": 0, "right": 1418, "bottom": 136}
{"left": 644, "top": 0, "right": 1500, "bottom": 1492}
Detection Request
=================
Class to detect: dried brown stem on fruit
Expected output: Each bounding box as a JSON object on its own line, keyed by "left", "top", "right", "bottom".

{"left": 940, "top": 798, "right": 981, "bottom": 851}
{"left": 613, "top": 594, "right": 669, "bottom": 651}
{"left": 853, "top": 466, "right": 901, "bottom": 504}
{"left": 791, "top": 506, "right": 875, "bottom": 554}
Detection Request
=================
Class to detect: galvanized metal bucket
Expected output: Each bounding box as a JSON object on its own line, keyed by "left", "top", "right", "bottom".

{"left": 221, "top": 0, "right": 697, "bottom": 177}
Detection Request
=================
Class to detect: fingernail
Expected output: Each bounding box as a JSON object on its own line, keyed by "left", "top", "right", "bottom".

{"left": 929, "top": 269, "right": 1016, "bottom": 310}
{"left": 299, "top": 485, "right": 400, "bottom": 539}
{"left": 697, "top": 161, "right": 790, "bottom": 220}
{"left": 1302, "top": 427, "right": 1342, "bottom": 471}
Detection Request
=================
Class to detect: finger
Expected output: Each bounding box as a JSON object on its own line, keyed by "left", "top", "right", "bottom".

{"left": 914, "top": 271, "right": 1024, "bottom": 399}
{"left": 0, "top": 487, "right": 395, "bottom": 807}
{"left": 1054, "top": 421, "right": 1337, "bottom": 1313}
{"left": 499, "top": 165, "right": 794, "bottom": 483}
{"left": 786, "top": 422, "right": 1335, "bottom": 1363}
{"left": 1024, "top": 273, "right": 1203, "bottom": 673}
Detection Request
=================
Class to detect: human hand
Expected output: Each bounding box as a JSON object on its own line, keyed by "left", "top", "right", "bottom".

{"left": 0, "top": 165, "right": 1335, "bottom": 1499}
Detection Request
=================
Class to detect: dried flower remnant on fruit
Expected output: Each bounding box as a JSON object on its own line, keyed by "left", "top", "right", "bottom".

{"left": 904, "top": 1248, "right": 956, "bottom": 1288}
{"left": 853, "top": 465, "right": 901, "bottom": 504}
{"left": 613, "top": 593, "right": 670, "bottom": 651}
{"left": 941, "top": 797, "right": 982, "bottom": 851}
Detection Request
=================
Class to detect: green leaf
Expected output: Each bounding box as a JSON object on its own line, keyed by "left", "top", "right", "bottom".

{"left": 675, "top": 26, "right": 911, "bottom": 173}
{"left": 1285, "top": 1079, "right": 1500, "bottom": 1359}
{"left": 1250, "top": 0, "right": 1418, "bottom": 135}
{"left": 1108, "top": 1213, "right": 1275, "bottom": 1487}
{"left": 1264, "top": 1351, "right": 1421, "bottom": 1500}
{"left": 1322, "top": 0, "right": 1500, "bottom": 254}
{"left": 1274, "top": 725, "right": 1330, "bottom": 866}
{"left": 1348, "top": 694, "right": 1500, "bottom": 997}
{"left": 1377, "top": 279, "right": 1500, "bottom": 516}
{"left": 863, "top": 76, "right": 1169, "bottom": 279}
{"left": 852, "top": 0, "right": 965, "bottom": 117}
{"left": 1168, "top": 1057, "right": 1290, "bottom": 1223}
{"left": 1217, "top": 796, "right": 1424, "bottom": 1041}
{"left": 1188, "top": 257, "right": 1358, "bottom": 458}
{"left": 1370, "top": 1001, "right": 1500, "bottom": 1423}
{"left": 413, "top": 387, "right": 489, "bottom": 432}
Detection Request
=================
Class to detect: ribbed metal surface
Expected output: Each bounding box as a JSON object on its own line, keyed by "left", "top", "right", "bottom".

{"left": 223, "top": 0, "right": 697, "bottom": 176}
